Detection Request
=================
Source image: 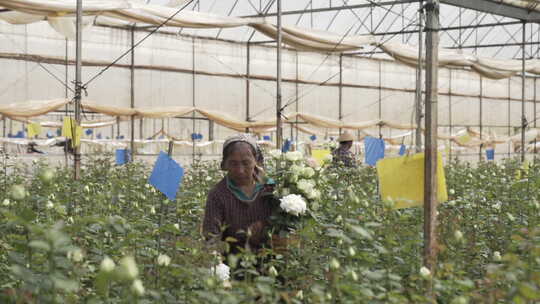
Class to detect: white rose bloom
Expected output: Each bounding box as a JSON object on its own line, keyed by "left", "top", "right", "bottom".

{"left": 285, "top": 151, "right": 303, "bottom": 162}
{"left": 45, "top": 201, "right": 54, "bottom": 209}
{"left": 173, "top": 223, "right": 180, "bottom": 230}
{"left": 419, "top": 266, "right": 431, "bottom": 278}
{"left": 493, "top": 251, "right": 502, "bottom": 261}
{"left": 323, "top": 154, "right": 333, "bottom": 162}
{"left": 279, "top": 194, "right": 307, "bottom": 216}
{"left": 297, "top": 179, "right": 315, "bottom": 194}
{"left": 131, "top": 279, "right": 145, "bottom": 296}
{"left": 100, "top": 256, "right": 116, "bottom": 272}
{"left": 290, "top": 165, "right": 304, "bottom": 176}
{"left": 212, "top": 263, "right": 230, "bottom": 281}
{"left": 2, "top": 198, "right": 10, "bottom": 206}
{"left": 269, "top": 149, "right": 282, "bottom": 158}
{"left": 301, "top": 167, "right": 315, "bottom": 178}
{"left": 157, "top": 254, "right": 171, "bottom": 267}
{"left": 119, "top": 256, "right": 139, "bottom": 279}
{"left": 150, "top": 206, "right": 156, "bottom": 215}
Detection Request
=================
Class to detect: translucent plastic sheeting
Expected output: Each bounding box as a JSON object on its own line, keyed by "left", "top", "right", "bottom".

{"left": 0, "top": 0, "right": 132, "bottom": 15}
{"left": 0, "top": 98, "right": 68, "bottom": 117}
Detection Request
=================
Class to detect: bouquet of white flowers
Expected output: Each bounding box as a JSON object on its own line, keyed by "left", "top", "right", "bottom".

{"left": 264, "top": 150, "right": 321, "bottom": 244}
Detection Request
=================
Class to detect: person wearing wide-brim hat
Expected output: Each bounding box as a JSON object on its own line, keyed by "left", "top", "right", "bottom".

{"left": 332, "top": 131, "right": 357, "bottom": 168}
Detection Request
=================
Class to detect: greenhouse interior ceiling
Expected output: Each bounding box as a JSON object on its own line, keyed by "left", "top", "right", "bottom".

{"left": 1, "top": 0, "right": 540, "bottom": 163}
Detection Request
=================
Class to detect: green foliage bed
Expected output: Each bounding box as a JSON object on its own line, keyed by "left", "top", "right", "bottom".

{"left": 0, "top": 154, "right": 539, "bottom": 303}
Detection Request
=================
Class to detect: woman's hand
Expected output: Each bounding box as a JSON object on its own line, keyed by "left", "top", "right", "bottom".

{"left": 247, "top": 220, "right": 268, "bottom": 246}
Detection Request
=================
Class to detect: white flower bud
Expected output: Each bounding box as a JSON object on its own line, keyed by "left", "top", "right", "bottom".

{"left": 45, "top": 201, "right": 54, "bottom": 209}
{"left": 157, "top": 254, "right": 171, "bottom": 267}
{"left": 100, "top": 256, "right": 115, "bottom": 272}
{"left": 493, "top": 251, "right": 502, "bottom": 262}
{"left": 419, "top": 266, "right": 431, "bottom": 278}
{"left": 67, "top": 248, "right": 84, "bottom": 262}
{"left": 150, "top": 206, "right": 156, "bottom": 215}
{"left": 118, "top": 256, "right": 139, "bottom": 280}
{"left": 296, "top": 290, "right": 303, "bottom": 299}
{"left": 268, "top": 266, "right": 278, "bottom": 277}
{"left": 2, "top": 198, "right": 10, "bottom": 206}
{"left": 350, "top": 270, "right": 358, "bottom": 281}
{"left": 348, "top": 246, "right": 356, "bottom": 257}
{"left": 454, "top": 230, "right": 463, "bottom": 241}
{"left": 131, "top": 279, "right": 145, "bottom": 296}
{"left": 507, "top": 213, "right": 515, "bottom": 222}
{"left": 329, "top": 258, "right": 340, "bottom": 270}
{"left": 173, "top": 223, "right": 180, "bottom": 230}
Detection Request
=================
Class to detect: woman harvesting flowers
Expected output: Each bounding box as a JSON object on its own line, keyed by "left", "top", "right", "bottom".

{"left": 202, "top": 135, "right": 276, "bottom": 276}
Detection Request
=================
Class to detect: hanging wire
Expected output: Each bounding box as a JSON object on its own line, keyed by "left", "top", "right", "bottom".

{"left": 83, "top": 0, "right": 196, "bottom": 88}
{"left": 0, "top": 32, "right": 74, "bottom": 94}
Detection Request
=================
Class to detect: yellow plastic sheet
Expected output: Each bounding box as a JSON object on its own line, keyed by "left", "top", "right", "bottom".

{"left": 27, "top": 123, "right": 42, "bottom": 138}
{"left": 312, "top": 149, "right": 331, "bottom": 166}
{"left": 376, "top": 152, "right": 448, "bottom": 209}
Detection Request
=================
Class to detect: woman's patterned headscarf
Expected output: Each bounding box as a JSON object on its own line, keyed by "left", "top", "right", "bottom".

{"left": 222, "top": 134, "right": 264, "bottom": 166}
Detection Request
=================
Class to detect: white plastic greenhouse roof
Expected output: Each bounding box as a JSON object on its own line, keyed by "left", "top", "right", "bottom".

{"left": 1, "top": 0, "right": 540, "bottom": 60}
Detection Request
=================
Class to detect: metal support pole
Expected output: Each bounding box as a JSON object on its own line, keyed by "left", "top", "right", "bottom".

{"left": 73, "top": 0, "right": 83, "bottom": 180}
{"left": 423, "top": 0, "right": 439, "bottom": 286}
{"left": 139, "top": 118, "right": 143, "bottom": 139}
{"left": 416, "top": 1, "right": 424, "bottom": 152}
{"left": 339, "top": 54, "right": 343, "bottom": 135}
{"left": 534, "top": 78, "right": 537, "bottom": 156}
{"left": 295, "top": 51, "right": 299, "bottom": 142}
{"left": 276, "top": 0, "right": 283, "bottom": 149}
{"left": 479, "top": 76, "right": 483, "bottom": 162}
{"left": 448, "top": 70, "right": 452, "bottom": 160}
{"left": 521, "top": 22, "right": 527, "bottom": 162}
{"left": 378, "top": 61, "right": 382, "bottom": 136}
{"left": 246, "top": 42, "right": 251, "bottom": 133}
{"left": 508, "top": 79, "right": 511, "bottom": 158}
{"left": 130, "top": 26, "right": 135, "bottom": 161}
{"left": 192, "top": 37, "right": 196, "bottom": 161}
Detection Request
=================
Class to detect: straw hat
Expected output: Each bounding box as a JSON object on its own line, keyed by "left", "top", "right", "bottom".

{"left": 337, "top": 131, "right": 354, "bottom": 142}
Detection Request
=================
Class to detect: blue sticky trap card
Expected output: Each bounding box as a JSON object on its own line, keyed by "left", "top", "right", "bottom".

{"left": 364, "top": 136, "right": 385, "bottom": 166}
{"left": 486, "top": 149, "right": 495, "bottom": 160}
{"left": 398, "top": 144, "right": 406, "bottom": 156}
{"left": 149, "top": 151, "right": 184, "bottom": 201}
{"left": 116, "top": 149, "right": 130, "bottom": 165}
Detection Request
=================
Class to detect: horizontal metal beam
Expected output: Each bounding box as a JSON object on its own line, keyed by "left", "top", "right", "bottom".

{"left": 440, "top": 0, "right": 540, "bottom": 23}
{"left": 373, "top": 21, "right": 522, "bottom": 35}
{"left": 241, "top": 0, "right": 419, "bottom": 17}
{"left": 445, "top": 41, "right": 540, "bottom": 49}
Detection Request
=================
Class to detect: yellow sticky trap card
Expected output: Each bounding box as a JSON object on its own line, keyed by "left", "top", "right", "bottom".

{"left": 27, "top": 123, "right": 42, "bottom": 138}
{"left": 456, "top": 133, "right": 472, "bottom": 145}
{"left": 376, "top": 152, "right": 448, "bottom": 209}
{"left": 62, "top": 117, "right": 76, "bottom": 138}
{"left": 72, "top": 125, "right": 83, "bottom": 148}
{"left": 312, "top": 149, "right": 331, "bottom": 166}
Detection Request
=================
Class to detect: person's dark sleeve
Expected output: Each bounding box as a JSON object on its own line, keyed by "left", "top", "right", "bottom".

{"left": 202, "top": 191, "right": 224, "bottom": 241}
